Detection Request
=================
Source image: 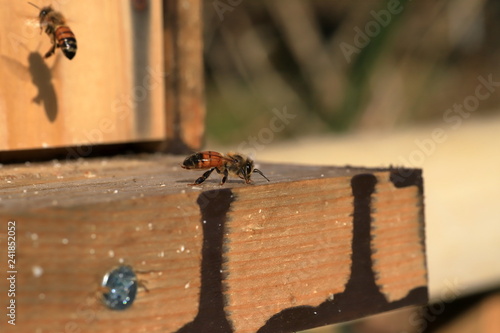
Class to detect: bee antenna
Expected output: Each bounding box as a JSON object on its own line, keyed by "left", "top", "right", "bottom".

{"left": 253, "top": 169, "right": 270, "bottom": 182}
{"left": 28, "top": 2, "right": 40, "bottom": 10}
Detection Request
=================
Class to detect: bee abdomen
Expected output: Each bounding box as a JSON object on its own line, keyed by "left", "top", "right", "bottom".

{"left": 55, "top": 26, "right": 77, "bottom": 60}
{"left": 182, "top": 153, "right": 204, "bottom": 169}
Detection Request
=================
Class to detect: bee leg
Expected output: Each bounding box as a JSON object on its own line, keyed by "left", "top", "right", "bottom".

{"left": 220, "top": 169, "right": 229, "bottom": 186}
{"left": 189, "top": 168, "right": 216, "bottom": 185}
{"left": 44, "top": 44, "right": 56, "bottom": 59}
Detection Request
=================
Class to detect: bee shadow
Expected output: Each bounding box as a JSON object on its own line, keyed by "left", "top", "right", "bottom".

{"left": 2, "top": 51, "right": 59, "bottom": 123}
{"left": 28, "top": 52, "right": 58, "bottom": 122}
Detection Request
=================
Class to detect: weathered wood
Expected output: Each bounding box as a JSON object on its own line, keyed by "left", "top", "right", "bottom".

{"left": 163, "top": 0, "right": 205, "bottom": 152}
{"left": 0, "top": 155, "right": 427, "bottom": 332}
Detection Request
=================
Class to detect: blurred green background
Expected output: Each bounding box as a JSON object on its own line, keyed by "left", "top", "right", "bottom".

{"left": 203, "top": 0, "right": 500, "bottom": 145}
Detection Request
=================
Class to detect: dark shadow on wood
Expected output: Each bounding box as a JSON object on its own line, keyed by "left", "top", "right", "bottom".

{"left": 0, "top": 141, "right": 164, "bottom": 164}
{"left": 390, "top": 168, "right": 423, "bottom": 192}
{"left": 257, "top": 174, "right": 428, "bottom": 333}
{"left": 1, "top": 51, "right": 57, "bottom": 123}
{"left": 175, "top": 189, "right": 235, "bottom": 333}
{"left": 28, "top": 52, "right": 58, "bottom": 122}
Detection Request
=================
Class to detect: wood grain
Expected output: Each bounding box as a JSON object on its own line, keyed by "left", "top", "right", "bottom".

{"left": 372, "top": 171, "right": 427, "bottom": 302}
{"left": 163, "top": 0, "right": 205, "bottom": 152}
{"left": 0, "top": 155, "right": 427, "bottom": 332}
{"left": 224, "top": 178, "right": 354, "bottom": 333}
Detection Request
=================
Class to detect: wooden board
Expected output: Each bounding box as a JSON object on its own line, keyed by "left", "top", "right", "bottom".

{"left": 0, "top": 1, "right": 165, "bottom": 151}
{"left": 0, "top": 155, "right": 427, "bottom": 332}
{"left": 163, "top": 0, "right": 205, "bottom": 152}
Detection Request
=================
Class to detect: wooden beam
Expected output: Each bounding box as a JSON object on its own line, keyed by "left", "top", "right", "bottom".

{"left": 0, "top": 155, "right": 427, "bottom": 332}
{"left": 163, "top": 0, "right": 205, "bottom": 152}
{"left": 0, "top": 0, "right": 204, "bottom": 156}
{"left": 0, "top": 1, "right": 164, "bottom": 152}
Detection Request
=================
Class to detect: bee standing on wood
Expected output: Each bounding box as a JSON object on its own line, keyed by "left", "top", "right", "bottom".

{"left": 182, "top": 151, "right": 270, "bottom": 186}
{"left": 28, "top": 2, "right": 77, "bottom": 60}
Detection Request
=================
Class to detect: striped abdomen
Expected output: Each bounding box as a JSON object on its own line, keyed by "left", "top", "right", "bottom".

{"left": 55, "top": 26, "right": 77, "bottom": 60}
{"left": 182, "top": 151, "right": 231, "bottom": 170}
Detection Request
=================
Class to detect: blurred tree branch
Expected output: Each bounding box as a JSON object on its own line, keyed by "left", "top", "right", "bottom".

{"left": 203, "top": 0, "right": 495, "bottom": 143}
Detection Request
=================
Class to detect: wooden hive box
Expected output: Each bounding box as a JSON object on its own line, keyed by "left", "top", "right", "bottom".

{"left": 0, "top": 156, "right": 428, "bottom": 332}
{"left": 0, "top": 0, "right": 204, "bottom": 160}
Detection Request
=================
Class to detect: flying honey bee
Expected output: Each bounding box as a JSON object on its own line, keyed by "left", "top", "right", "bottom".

{"left": 182, "top": 151, "right": 270, "bottom": 186}
{"left": 28, "top": 2, "right": 77, "bottom": 60}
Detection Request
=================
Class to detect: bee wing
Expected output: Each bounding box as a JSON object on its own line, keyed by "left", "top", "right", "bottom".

{"left": 199, "top": 151, "right": 235, "bottom": 163}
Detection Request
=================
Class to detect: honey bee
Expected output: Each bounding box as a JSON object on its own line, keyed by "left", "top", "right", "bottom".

{"left": 182, "top": 151, "right": 270, "bottom": 186}
{"left": 28, "top": 2, "right": 77, "bottom": 60}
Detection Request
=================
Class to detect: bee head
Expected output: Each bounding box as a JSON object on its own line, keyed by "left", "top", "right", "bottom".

{"left": 242, "top": 159, "right": 254, "bottom": 184}
{"left": 28, "top": 3, "right": 52, "bottom": 18}
{"left": 41, "top": 6, "right": 54, "bottom": 17}
{"left": 228, "top": 154, "right": 251, "bottom": 183}
{"left": 240, "top": 157, "right": 270, "bottom": 184}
